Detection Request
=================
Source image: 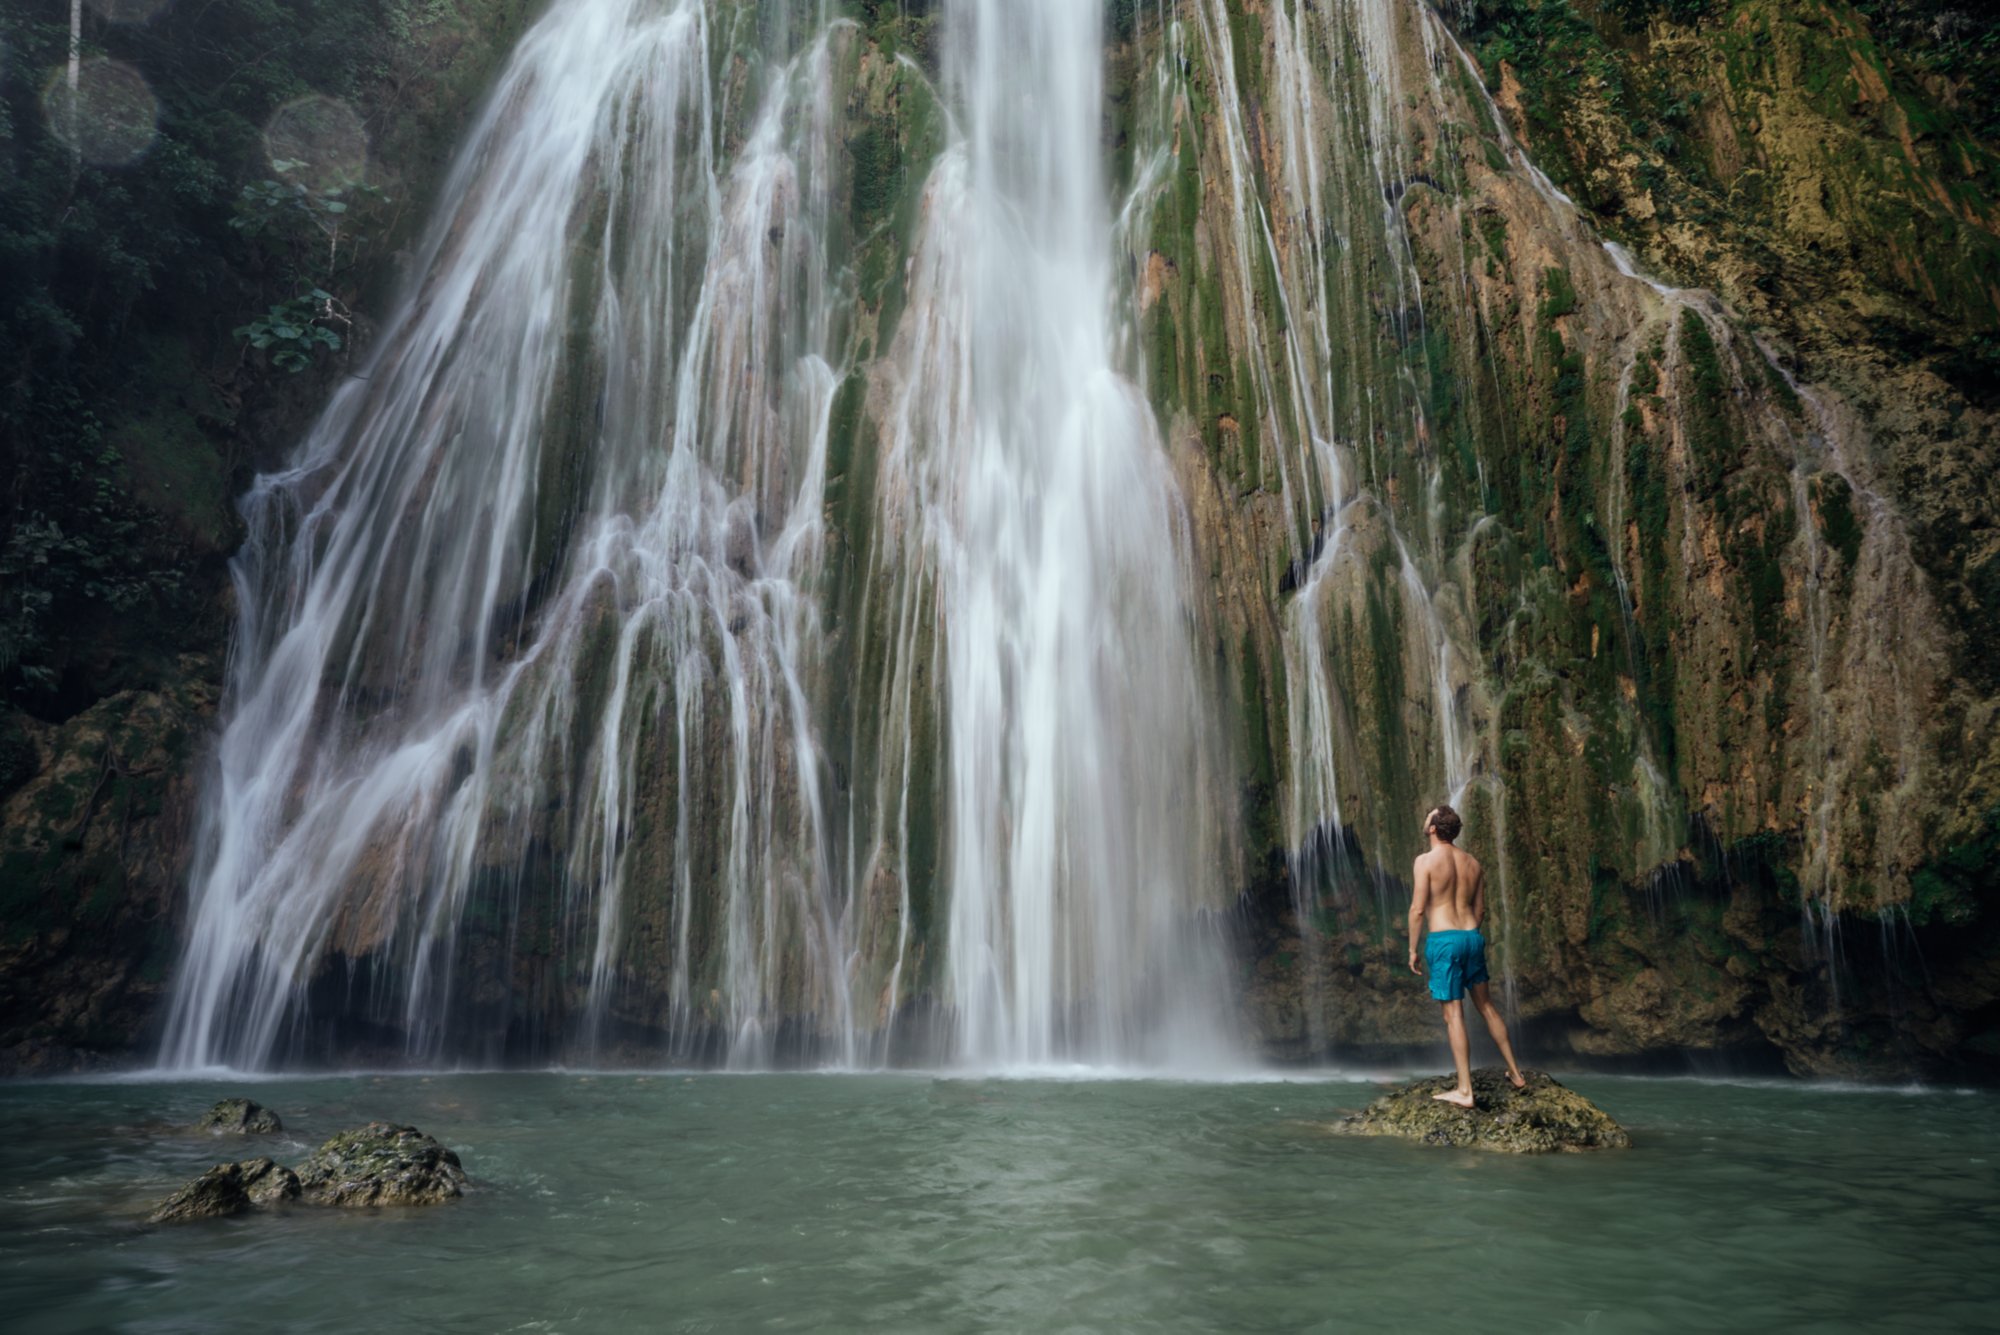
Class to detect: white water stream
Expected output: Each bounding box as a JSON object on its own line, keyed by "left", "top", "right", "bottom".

{"left": 162, "top": 0, "right": 1229, "bottom": 1072}
{"left": 867, "top": 0, "right": 1231, "bottom": 1065}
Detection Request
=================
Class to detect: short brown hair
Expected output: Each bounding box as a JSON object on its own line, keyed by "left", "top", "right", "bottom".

{"left": 1426, "top": 804, "right": 1463, "bottom": 841}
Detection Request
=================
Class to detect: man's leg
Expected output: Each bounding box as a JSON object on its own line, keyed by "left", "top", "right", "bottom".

{"left": 1468, "top": 982, "right": 1526, "bottom": 1088}
{"left": 1433, "top": 1000, "right": 1474, "bottom": 1107}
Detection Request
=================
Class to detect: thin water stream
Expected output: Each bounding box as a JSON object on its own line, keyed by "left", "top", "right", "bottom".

{"left": 1, "top": 1073, "right": 1993, "bottom": 1332}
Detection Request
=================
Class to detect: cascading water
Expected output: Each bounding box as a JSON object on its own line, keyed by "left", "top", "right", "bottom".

{"left": 865, "top": 0, "right": 1232, "bottom": 1066}
{"left": 161, "top": 0, "right": 1233, "bottom": 1072}
{"left": 164, "top": 0, "right": 858, "bottom": 1069}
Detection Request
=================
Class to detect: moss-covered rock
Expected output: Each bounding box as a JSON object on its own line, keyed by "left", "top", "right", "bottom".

{"left": 294, "top": 1123, "right": 466, "bottom": 1207}
{"left": 1326, "top": 1069, "right": 1632, "bottom": 1153}
{"left": 0, "top": 657, "right": 219, "bottom": 1072}
{"left": 236, "top": 1157, "right": 303, "bottom": 1205}
{"left": 147, "top": 1157, "right": 298, "bottom": 1223}
{"left": 190, "top": 1098, "right": 283, "bottom": 1135}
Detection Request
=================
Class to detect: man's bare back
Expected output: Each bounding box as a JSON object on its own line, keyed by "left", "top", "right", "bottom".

{"left": 1407, "top": 803, "right": 1525, "bottom": 1108}
{"left": 1413, "top": 841, "right": 1483, "bottom": 934}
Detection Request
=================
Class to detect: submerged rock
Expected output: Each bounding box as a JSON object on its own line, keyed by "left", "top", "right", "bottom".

{"left": 148, "top": 1158, "right": 299, "bottom": 1223}
{"left": 1327, "top": 1069, "right": 1631, "bottom": 1153}
{"left": 295, "top": 1122, "right": 467, "bottom": 1207}
{"left": 190, "top": 1098, "right": 283, "bottom": 1134}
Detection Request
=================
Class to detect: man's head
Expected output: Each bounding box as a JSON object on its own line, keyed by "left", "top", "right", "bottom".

{"left": 1425, "top": 803, "right": 1463, "bottom": 843}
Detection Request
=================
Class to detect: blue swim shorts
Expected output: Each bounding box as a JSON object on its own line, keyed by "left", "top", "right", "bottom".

{"left": 1425, "top": 929, "right": 1490, "bottom": 1002}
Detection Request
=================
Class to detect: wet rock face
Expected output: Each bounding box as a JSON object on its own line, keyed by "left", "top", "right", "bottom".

{"left": 237, "top": 1157, "right": 303, "bottom": 1204}
{"left": 1327, "top": 1069, "right": 1631, "bottom": 1153}
{"left": 191, "top": 1098, "right": 283, "bottom": 1134}
{"left": 148, "top": 1157, "right": 300, "bottom": 1223}
{"left": 295, "top": 1122, "right": 467, "bottom": 1207}
{"left": 0, "top": 661, "right": 218, "bottom": 1075}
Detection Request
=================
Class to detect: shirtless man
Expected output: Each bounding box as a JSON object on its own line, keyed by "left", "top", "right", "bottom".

{"left": 1407, "top": 803, "right": 1525, "bottom": 1108}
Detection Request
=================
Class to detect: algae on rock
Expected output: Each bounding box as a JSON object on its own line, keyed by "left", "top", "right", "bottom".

{"left": 190, "top": 1098, "right": 283, "bottom": 1135}
{"left": 1327, "top": 1069, "right": 1633, "bottom": 1153}
{"left": 148, "top": 1157, "right": 300, "bottom": 1223}
{"left": 295, "top": 1122, "right": 468, "bottom": 1207}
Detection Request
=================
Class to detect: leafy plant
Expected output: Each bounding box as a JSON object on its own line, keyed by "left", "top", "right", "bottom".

{"left": 234, "top": 289, "right": 345, "bottom": 372}
{"left": 230, "top": 160, "right": 385, "bottom": 280}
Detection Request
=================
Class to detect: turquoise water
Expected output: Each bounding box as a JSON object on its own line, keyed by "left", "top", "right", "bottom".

{"left": 1, "top": 1071, "right": 1994, "bottom": 1332}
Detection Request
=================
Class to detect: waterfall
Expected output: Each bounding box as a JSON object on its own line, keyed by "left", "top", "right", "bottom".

{"left": 163, "top": 0, "right": 855, "bottom": 1069}
{"left": 161, "top": 0, "right": 1232, "bottom": 1072}
{"left": 867, "top": 0, "right": 1230, "bottom": 1066}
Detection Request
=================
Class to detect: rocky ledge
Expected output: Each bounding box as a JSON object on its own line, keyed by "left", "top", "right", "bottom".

{"left": 1326, "top": 1068, "right": 1631, "bottom": 1153}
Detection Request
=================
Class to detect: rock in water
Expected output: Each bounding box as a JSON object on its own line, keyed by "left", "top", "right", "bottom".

{"left": 191, "top": 1098, "right": 283, "bottom": 1134}
{"left": 148, "top": 1158, "right": 298, "bottom": 1222}
{"left": 149, "top": 1165, "right": 249, "bottom": 1223}
{"left": 237, "top": 1157, "right": 302, "bottom": 1204}
{"left": 295, "top": 1122, "right": 467, "bottom": 1206}
{"left": 1327, "top": 1068, "right": 1631, "bottom": 1153}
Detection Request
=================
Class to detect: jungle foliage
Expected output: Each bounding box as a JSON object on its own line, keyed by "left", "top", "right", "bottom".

{"left": 0, "top": 1, "right": 495, "bottom": 712}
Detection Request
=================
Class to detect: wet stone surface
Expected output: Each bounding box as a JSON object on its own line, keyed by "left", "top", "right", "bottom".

{"left": 295, "top": 1122, "right": 468, "bottom": 1207}
{"left": 1326, "top": 1068, "right": 1632, "bottom": 1153}
{"left": 189, "top": 1098, "right": 284, "bottom": 1134}
{"left": 149, "top": 1157, "right": 299, "bottom": 1223}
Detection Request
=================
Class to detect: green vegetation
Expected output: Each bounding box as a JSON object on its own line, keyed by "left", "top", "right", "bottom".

{"left": 1811, "top": 471, "right": 1863, "bottom": 569}
{"left": 1540, "top": 266, "right": 1579, "bottom": 320}
{"left": 233, "top": 291, "right": 344, "bottom": 372}
{"left": 1676, "top": 313, "right": 1733, "bottom": 490}
{"left": 1235, "top": 632, "right": 1281, "bottom": 866}
{"left": 1605, "top": 0, "right": 1716, "bottom": 25}
{"left": 847, "top": 120, "right": 902, "bottom": 236}
{"left": 0, "top": 0, "right": 526, "bottom": 710}
{"left": 1852, "top": 1, "right": 2000, "bottom": 139}
{"left": 1908, "top": 809, "right": 1997, "bottom": 929}
{"left": 851, "top": 0, "right": 941, "bottom": 73}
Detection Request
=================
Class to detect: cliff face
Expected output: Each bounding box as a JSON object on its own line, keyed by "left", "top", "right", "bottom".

{"left": 3, "top": 0, "right": 1996, "bottom": 1076}
{"left": 1171, "top": 0, "right": 2000, "bottom": 1075}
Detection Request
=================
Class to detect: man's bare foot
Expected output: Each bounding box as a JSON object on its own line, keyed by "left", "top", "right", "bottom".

{"left": 1507, "top": 1070, "right": 1527, "bottom": 1090}
{"left": 1432, "top": 1089, "right": 1475, "bottom": 1109}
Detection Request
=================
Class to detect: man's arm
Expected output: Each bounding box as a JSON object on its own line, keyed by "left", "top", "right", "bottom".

{"left": 1407, "top": 858, "right": 1430, "bottom": 975}
{"left": 1469, "top": 861, "right": 1486, "bottom": 931}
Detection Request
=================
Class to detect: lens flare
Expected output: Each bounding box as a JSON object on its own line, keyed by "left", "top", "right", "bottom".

{"left": 261, "top": 94, "right": 368, "bottom": 191}
{"left": 41, "top": 58, "right": 158, "bottom": 166}
{"left": 86, "top": 0, "right": 175, "bottom": 23}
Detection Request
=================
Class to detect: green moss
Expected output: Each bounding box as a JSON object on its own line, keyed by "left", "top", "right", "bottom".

{"left": 1234, "top": 361, "right": 1262, "bottom": 491}
{"left": 1237, "top": 631, "right": 1279, "bottom": 856}
{"left": 1540, "top": 266, "right": 1579, "bottom": 320}
{"left": 1146, "top": 283, "right": 1184, "bottom": 414}
{"left": 847, "top": 119, "right": 902, "bottom": 236}
{"left": 1677, "top": 311, "right": 1733, "bottom": 491}
{"left": 1624, "top": 416, "right": 1678, "bottom": 769}
{"left": 1812, "top": 471, "right": 1863, "bottom": 569}
{"left": 1908, "top": 809, "right": 1997, "bottom": 929}
{"left": 1225, "top": 0, "right": 1266, "bottom": 121}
